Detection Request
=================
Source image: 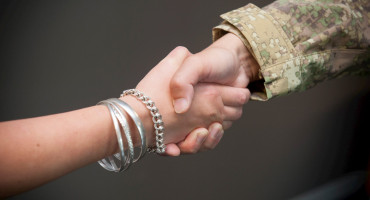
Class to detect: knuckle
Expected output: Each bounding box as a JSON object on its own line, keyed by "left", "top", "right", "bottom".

{"left": 185, "top": 147, "right": 198, "bottom": 154}
{"left": 202, "top": 86, "right": 220, "bottom": 98}
{"left": 238, "top": 93, "right": 247, "bottom": 105}
{"left": 165, "top": 57, "right": 176, "bottom": 66}
{"left": 208, "top": 113, "right": 217, "bottom": 122}
{"left": 181, "top": 143, "right": 199, "bottom": 154}
{"left": 174, "top": 46, "right": 189, "bottom": 54}
{"left": 208, "top": 109, "right": 222, "bottom": 122}
{"left": 245, "top": 89, "right": 251, "bottom": 102}
{"left": 203, "top": 143, "right": 216, "bottom": 150}
{"left": 222, "top": 121, "right": 233, "bottom": 130}
{"left": 235, "top": 109, "right": 243, "bottom": 119}
{"left": 238, "top": 89, "right": 250, "bottom": 105}
{"left": 170, "top": 76, "right": 184, "bottom": 91}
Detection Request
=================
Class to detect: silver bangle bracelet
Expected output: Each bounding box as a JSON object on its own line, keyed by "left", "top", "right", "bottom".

{"left": 109, "top": 98, "right": 147, "bottom": 162}
{"left": 97, "top": 97, "right": 148, "bottom": 172}
{"left": 97, "top": 101, "right": 131, "bottom": 172}
{"left": 97, "top": 88, "right": 163, "bottom": 172}
{"left": 108, "top": 101, "right": 134, "bottom": 166}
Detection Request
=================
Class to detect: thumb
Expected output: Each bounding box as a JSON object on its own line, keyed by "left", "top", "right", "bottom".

{"left": 170, "top": 55, "right": 206, "bottom": 113}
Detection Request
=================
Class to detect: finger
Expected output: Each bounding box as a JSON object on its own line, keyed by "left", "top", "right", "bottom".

{"left": 222, "top": 121, "right": 233, "bottom": 130}
{"left": 161, "top": 143, "right": 181, "bottom": 156}
{"left": 218, "top": 86, "right": 250, "bottom": 107}
{"left": 177, "top": 128, "right": 209, "bottom": 154}
{"left": 200, "top": 122, "right": 224, "bottom": 151}
{"left": 223, "top": 106, "right": 243, "bottom": 121}
{"left": 170, "top": 55, "right": 207, "bottom": 114}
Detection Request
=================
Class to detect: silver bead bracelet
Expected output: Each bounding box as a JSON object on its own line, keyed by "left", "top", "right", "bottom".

{"left": 121, "top": 89, "right": 166, "bottom": 154}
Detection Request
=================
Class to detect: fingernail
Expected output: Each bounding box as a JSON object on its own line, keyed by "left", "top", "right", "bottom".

{"left": 173, "top": 98, "right": 188, "bottom": 113}
{"left": 196, "top": 131, "right": 208, "bottom": 145}
{"left": 216, "top": 129, "right": 224, "bottom": 140}
{"left": 210, "top": 124, "right": 223, "bottom": 139}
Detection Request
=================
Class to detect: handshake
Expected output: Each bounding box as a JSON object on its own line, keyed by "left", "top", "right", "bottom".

{"left": 122, "top": 33, "right": 260, "bottom": 156}
{"left": 0, "top": 33, "right": 261, "bottom": 196}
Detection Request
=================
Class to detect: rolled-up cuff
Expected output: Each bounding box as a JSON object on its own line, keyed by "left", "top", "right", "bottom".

{"left": 213, "top": 3, "right": 298, "bottom": 101}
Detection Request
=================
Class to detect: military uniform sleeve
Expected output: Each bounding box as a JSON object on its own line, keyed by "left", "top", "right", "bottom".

{"left": 213, "top": 0, "right": 370, "bottom": 101}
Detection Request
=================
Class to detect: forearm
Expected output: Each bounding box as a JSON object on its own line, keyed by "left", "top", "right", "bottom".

{"left": 0, "top": 97, "right": 154, "bottom": 197}
{"left": 0, "top": 44, "right": 234, "bottom": 196}
{"left": 213, "top": 1, "right": 370, "bottom": 100}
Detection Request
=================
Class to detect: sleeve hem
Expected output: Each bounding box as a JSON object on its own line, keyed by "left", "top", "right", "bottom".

{"left": 213, "top": 3, "right": 298, "bottom": 101}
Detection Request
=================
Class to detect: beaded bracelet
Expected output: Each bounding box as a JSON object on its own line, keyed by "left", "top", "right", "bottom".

{"left": 121, "top": 89, "right": 166, "bottom": 154}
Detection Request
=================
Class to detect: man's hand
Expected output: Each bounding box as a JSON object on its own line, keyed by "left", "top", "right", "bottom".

{"left": 163, "top": 33, "right": 260, "bottom": 156}
{"left": 170, "top": 33, "right": 260, "bottom": 114}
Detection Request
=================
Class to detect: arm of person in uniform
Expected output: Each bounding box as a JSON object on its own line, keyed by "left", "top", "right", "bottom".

{"left": 170, "top": 0, "right": 370, "bottom": 111}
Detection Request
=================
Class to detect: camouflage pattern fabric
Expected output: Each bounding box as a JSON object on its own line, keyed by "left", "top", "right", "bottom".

{"left": 213, "top": 0, "right": 370, "bottom": 101}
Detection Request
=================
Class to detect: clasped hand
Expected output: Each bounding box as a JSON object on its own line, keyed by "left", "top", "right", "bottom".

{"left": 125, "top": 33, "right": 259, "bottom": 156}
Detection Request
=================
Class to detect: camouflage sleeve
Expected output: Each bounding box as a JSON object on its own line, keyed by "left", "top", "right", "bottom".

{"left": 213, "top": 0, "right": 370, "bottom": 101}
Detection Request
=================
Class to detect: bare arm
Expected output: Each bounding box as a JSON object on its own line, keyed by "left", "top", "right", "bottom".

{"left": 0, "top": 46, "right": 248, "bottom": 197}
{"left": 0, "top": 99, "right": 152, "bottom": 197}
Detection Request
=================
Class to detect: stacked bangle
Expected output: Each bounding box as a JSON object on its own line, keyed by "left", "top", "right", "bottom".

{"left": 109, "top": 98, "right": 146, "bottom": 161}
{"left": 97, "top": 89, "right": 165, "bottom": 172}
{"left": 97, "top": 100, "right": 132, "bottom": 172}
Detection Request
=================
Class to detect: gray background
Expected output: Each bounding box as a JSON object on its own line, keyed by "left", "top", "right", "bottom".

{"left": 0, "top": 0, "right": 369, "bottom": 199}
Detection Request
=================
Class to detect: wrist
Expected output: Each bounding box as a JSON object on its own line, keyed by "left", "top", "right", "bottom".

{"left": 211, "top": 33, "right": 261, "bottom": 83}
{"left": 118, "top": 96, "right": 156, "bottom": 148}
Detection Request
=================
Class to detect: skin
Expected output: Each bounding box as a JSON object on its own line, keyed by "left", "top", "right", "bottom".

{"left": 167, "top": 33, "right": 260, "bottom": 155}
{"left": 0, "top": 45, "right": 249, "bottom": 197}
{"left": 171, "top": 33, "right": 260, "bottom": 113}
{"left": 135, "top": 46, "right": 251, "bottom": 155}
